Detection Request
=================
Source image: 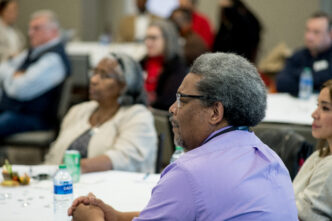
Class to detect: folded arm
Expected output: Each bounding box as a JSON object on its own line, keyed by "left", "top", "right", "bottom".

{"left": 80, "top": 155, "right": 113, "bottom": 174}
{"left": 3, "top": 52, "right": 66, "bottom": 101}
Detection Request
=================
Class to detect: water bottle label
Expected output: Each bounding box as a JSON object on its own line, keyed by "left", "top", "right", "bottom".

{"left": 301, "top": 78, "right": 312, "bottom": 85}
{"left": 54, "top": 184, "right": 73, "bottom": 194}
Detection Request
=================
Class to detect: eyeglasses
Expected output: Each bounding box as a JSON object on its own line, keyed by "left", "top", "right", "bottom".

{"left": 89, "top": 68, "right": 119, "bottom": 80}
{"left": 144, "top": 35, "right": 162, "bottom": 41}
{"left": 176, "top": 92, "right": 206, "bottom": 108}
{"left": 29, "top": 24, "right": 49, "bottom": 32}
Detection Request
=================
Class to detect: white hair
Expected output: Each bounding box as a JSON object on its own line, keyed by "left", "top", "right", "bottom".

{"left": 30, "top": 9, "right": 60, "bottom": 30}
{"left": 191, "top": 52, "right": 267, "bottom": 127}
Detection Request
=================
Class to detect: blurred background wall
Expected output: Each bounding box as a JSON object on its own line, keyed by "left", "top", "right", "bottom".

{"left": 16, "top": 0, "right": 82, "bottom": 39}
{"left": 16, "top": 0, "right": 331, "bottom": 62}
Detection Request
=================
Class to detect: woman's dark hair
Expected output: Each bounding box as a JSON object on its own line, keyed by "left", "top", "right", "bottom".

{"left": 0, "top": 0, "right": 15, "bottom": 14}
{"left": 316, "top": 79, "right": 332, "bottom": 157}
{"left": 223, "top": 0, "right": 262, "bottom": 32}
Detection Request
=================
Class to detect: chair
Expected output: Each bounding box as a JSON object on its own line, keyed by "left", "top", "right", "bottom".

{"left": 254, "top": 122, "right": 316, "bottom": 146}
{"left": 151, "top": 108, "right": 174, "bottom": 170}
{"left": 252, "top": 126, "right": 313, "bottom": 180}
{"left": 0, "top": 77, "right": 73, "bottom": 164}
{"left": 68, "top": 54, "right": 90, "bottom": 105}
{"left": 155, "top": 133, "right": 165, "bottom": 173}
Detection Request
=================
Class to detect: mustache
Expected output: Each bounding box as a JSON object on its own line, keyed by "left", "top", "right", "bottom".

{"left": 169, "top": 116, "right": 179, "bottom": 128}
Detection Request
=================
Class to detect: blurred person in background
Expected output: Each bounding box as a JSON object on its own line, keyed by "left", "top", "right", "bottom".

{"left": 276, "top": 12, "right": 332, "bottom": 96}
{"left": 178, "top": 0, "right": 214, "bottom": 49}
{"left": 170, "top": 7, "right": 208, "bottom": 66}
{"left": 141, "top": 19, "right": 187, "bottom": 110}
{"left": 213, "top": 0, "right": 262, "bottom": 63}
{"left": 116, "top": 0, "right": 160, "bottom": 43}
{"left": 45, "top": 53, "right": 157, "bottom": 174}
{"left": 0, "top": 0, "right": 25, "bottom": 61}
{"left": 293, "top": 79, "right": 332, "bottom": 220}
{"left": 0, "top": 10, "right": 70, "bottom": 138}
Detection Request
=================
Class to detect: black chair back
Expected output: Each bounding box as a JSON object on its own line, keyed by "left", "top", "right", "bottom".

{"left": 253, "top": 127, "right": 313, "bottom": 179}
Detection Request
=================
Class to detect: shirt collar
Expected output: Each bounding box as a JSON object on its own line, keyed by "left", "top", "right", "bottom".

{"left": 203, "top": 125, "right": 233, "bottom": 144}
{"left": 30, "top": 37, "right": 61, "bottom": 59}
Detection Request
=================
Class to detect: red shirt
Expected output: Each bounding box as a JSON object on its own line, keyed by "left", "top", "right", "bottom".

{"left": 192, "top": 11, "right": 214, "bottom": 49}
{"left": 144, "top": 56, "right": 164, "bottom": 92}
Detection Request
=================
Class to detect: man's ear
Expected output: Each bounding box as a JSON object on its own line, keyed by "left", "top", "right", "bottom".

{"left": 209, "top": 102, "right": 224, "bottom": 125}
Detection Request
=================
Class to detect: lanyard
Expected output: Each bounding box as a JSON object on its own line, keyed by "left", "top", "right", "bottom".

{"left": 202, "top": 126, "right": 249, "bottom": 145}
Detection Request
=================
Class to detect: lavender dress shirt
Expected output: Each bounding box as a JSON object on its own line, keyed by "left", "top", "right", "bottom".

{"left": 134, "top": 127, "right": 298, "bottom": 220}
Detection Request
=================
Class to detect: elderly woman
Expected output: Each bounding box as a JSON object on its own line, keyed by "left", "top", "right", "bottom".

{"left": 141, "top": 19, "right": 187, "bottom": 110}
{"left": 45, "top": 53, "right": 157, "bottom": 173}
{"left": 293, "top": 79, "right": 332, "bottom": 220}
{"left": 0, "top": 0, "right": 25, "bottom": 61}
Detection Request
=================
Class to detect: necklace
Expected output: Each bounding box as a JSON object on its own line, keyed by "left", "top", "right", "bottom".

{"left": 90, "top": 106, "right": 118, "bottom": 128}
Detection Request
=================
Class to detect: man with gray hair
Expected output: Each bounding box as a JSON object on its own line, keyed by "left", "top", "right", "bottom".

{"left": 68, "top": 53, "right": 298, "bottom": 220}
{"left": 0, "top": 10, "right": 70, "bottom": 137}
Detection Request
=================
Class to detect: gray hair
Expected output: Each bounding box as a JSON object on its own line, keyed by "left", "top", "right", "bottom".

{"left": 191, "top": 52, "right": 266, "bottom": 127}
{"left": 149, "top": 19, "right": 182, "bottom": 61}
{"left": 109, "top": 52, "right": 147, "bottom": 106}
{"left": 31, "top": 9, "right": 60, "bottom": 30}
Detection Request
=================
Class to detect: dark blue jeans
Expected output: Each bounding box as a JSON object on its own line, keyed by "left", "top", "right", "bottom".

{"left": 0, "top": 111, "right": 50, "bottom": 138}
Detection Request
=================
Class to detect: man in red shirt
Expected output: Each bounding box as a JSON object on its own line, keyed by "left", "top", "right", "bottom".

{"left": 178, "top": 0, "right": 214, "bottom": 49}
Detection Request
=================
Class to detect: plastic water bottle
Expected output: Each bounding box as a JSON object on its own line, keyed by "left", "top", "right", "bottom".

{"left": 170, "top": 146, "right": 185, "bottom": 163}
{"left": 53, "top": 165, "right": 73, "bottom": 221}
{"left": 298, "top": 67, "right": 313, "bottom": 99}
{"left": 99, "top": 33, "right": 110, "bottom": 45}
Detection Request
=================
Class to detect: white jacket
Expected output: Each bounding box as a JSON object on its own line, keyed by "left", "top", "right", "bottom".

{"left": 45, "top": 101, "right": 157, "bottom": 173}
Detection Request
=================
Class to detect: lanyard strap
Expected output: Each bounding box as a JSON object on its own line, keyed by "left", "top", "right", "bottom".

{"left": 203, "top": 126, "right": 249, "bottom": 145}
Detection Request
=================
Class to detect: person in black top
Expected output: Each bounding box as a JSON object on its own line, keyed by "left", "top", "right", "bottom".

{"left": 276, "top": 12, "right": 332, "bottom": 96}
{"left": 140, "top": 20, "right": 187, "bottom": 110}
{"left": 213, "top": 0, "right": 262, "bottom": 63}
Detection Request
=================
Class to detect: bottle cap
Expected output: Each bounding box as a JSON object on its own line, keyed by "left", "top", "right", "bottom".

{"left": 59, "top": 164, "right": 67, "bottom": 169}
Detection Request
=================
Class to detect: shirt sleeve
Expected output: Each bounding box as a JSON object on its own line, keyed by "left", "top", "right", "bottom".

{"left": 134, "top": 164, "right": 196, "bottom": 221}
{"left": 0, "top": 51, "right": 27, "bottom": 83}
{"left": 105, "top": 107, "right": 157, "bottom": 172}
{"left": 296, "top": 160, "right": 332, "bottom": 221}
{"left": 3, "top": 52, "right": 66, "bottom": 101}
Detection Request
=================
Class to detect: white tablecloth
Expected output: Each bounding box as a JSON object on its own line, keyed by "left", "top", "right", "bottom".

{"left": 263, "top": 93, "right": 317, "bottom": 125}
{"left": 0, "top": 165, "right": 159, "bottom": 221}
{"left": 66, "top": 42, "right": 147, "bottom": 66}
